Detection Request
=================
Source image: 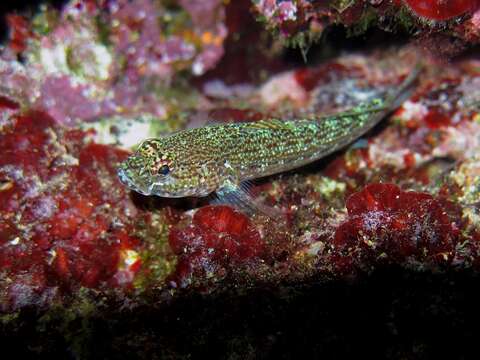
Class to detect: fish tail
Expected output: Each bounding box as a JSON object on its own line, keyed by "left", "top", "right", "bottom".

{"left": 306, "top": 64, "right": 422, "bottom": 157}
{"left": 344, "top": 63, "right": 422, "bottom": 132}
{"left": 385, "top": 63, "right": 422, "bottom": 110}
{"left": 352, "top": 62, "right": 422, "bottom": 130}
{"left": 314, "top": 63, "right": 421, "bottom": 125}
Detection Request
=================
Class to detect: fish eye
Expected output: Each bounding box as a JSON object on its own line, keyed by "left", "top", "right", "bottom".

{"left": 159, "top": 164, "right": 170, "bottom": 176}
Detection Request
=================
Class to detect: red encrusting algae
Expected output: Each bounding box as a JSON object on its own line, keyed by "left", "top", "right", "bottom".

{"left": 6, "top": 14, "right": 34, "bottom": 54}
{"left": 329, "top": 183, "right": 461, "bottom": 274}
{"left": 402, "top": 0, "right": 480, "bottom": 21}
{"left": 168, "top": 205, "right": 264, "bottom": 287}
{"left": 1, "top": 0, "right": 480, "bottom": 314}
{"left": 0, "top": 105, "right": 145, "bottom": 310}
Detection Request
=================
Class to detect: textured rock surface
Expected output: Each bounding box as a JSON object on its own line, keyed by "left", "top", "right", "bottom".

{"left": 252, "top": 0, "right": 480, "bottom": 55}
{"left": 2, "top": 0, "right": 480, "bottom": 358}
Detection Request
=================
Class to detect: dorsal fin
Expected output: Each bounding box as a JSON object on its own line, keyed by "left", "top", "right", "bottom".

{"left": 242, "top": 118, "right": 295, "bottom": 131}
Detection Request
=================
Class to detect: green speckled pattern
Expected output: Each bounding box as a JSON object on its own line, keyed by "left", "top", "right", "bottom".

{"left": 117, "top": 98, "right": 390, "bottom": 198}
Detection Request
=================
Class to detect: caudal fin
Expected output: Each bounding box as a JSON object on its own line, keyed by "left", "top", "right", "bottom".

{"left": 386, "top": 63, "right": 422, "bottom": 110}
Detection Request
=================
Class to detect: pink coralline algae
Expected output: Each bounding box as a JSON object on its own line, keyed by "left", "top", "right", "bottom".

{"left": 254, "top": 0, "right": 298, "bottom": 24}
{"left": 329, "top": 183, "right": 461, "bottom": 274}
{"left": 6, "top": 14, "right": 35, "bottom": 54}
{"left": 253, "top": 0, "right": 325, "bottom": 42}
{"left": 0, "top": 0, "right": 228, "bottom": 126}
{"left": 168, "top": 206, "right": 264, "bottom": 288}
{"left": 0, "top": 105, "right": 144, "bottom": 311}
{"left": 109, "top": 0, "right": 226, "bottom": 76}
{"left": 2, "top": 0, "right": 480, "bottom": 315}
{"left": 367, "top": 66, "right": 480, "bottom": 172}
{"left": 4, "top": 0, "right": 480, "bottom": 357}
{"left": 252, "top": 0, "right": 480, "bottom": 53}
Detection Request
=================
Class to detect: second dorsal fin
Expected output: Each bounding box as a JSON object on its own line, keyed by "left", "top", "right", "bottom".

{"left": 243, "top": 118, "right": 295, "bottom": 131}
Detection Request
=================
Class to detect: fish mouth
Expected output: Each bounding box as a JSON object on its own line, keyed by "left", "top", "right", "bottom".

{"left": 117, "top": 166, "right": 152, "bottom": 196}
{"left": 117, "top": 165, "right": 210, "bottom": 198}
{"left": 117, "top": 166, "right": 181, "bottom": 197}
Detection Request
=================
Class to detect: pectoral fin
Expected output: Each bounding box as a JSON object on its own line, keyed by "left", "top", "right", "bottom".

{"left": 214, "top": 179, "right": 283, "bottom": 220}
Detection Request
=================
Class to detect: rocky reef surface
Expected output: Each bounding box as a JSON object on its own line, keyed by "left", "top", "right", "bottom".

{"left": 2, "top": 0, "right": 480, "bottom": 358}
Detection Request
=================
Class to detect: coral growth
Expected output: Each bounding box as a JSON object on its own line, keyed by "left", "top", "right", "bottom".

{"left": 2, "top": 0, "right": 480, "bottom": 357}
{"left": 0, "top": 106, "right": 146, "bottom": 311}
{"left": 1, "top": 0, "right": 480, "bottom": 322}
{"left": 168, "top": 206, "right": 264, "bottom": 287}
{"left": 329, "top": 183, "right": 460, "bottom": 274}
{"left": 252, "top": 0, "right": 480, "bottom": 53}
{"left": 401, "top": 0, "right": 479, "bottom": 21}
{"left": 0, "top": 0, "right": 227, "bottom": 125}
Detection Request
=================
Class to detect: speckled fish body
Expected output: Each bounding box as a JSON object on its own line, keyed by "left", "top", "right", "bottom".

{"left": 118, "top": 101, "right": 389, "bottom": 198}
{"left": 118, "top": 70, "right": 418, "bottom": 200}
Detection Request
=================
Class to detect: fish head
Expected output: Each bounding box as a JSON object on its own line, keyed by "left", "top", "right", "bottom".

{"left": 117, "top": 138, "right": 220, "bottom": 198}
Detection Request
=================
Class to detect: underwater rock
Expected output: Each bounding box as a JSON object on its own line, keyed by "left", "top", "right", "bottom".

{"left": 0, "top": 107, "right": 146, "bottom": 311}
{"left": 1, "top": 0, "right": 480, "bottom": 331}
{"left": 168, "top": 205, "right": 264, "bottom": 288}
{"left": 331, "top": 183, "right": 460, "bottom": 272}
{"left": 0, "top": 0, "right": 227, "bottom": 125}
{"left": 401, "top": 0, "right": 480, "bottom": 21}
{"left": 6, "top": 14, "right": 34, "bottom": 54}
{"left": 3, "top": 44, "right": 480, "bottom": 312}
{"left": 252, "top": 0, "right": 480, "bottom": 53}
{"left": 2, "top": 1, "right": 480, "bottom": 358}
{"left": 2, "top": 43, "right": 480, "bottom": 315}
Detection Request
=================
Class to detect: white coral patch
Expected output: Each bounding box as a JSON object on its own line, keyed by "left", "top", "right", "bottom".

{"left": 84, "top": 116, "right": 156, "bottom": 149}
{"left": 396, "top": 100, "right": 429, "bottom": 124}
{"left": 433, "top": 121, "right": 480, "bottom": 160}
{"left": 259, "top": 71, "right": 308, "bottom": 106}
{"left": 36, "top": 26, "right": 112, "bottom": 82}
